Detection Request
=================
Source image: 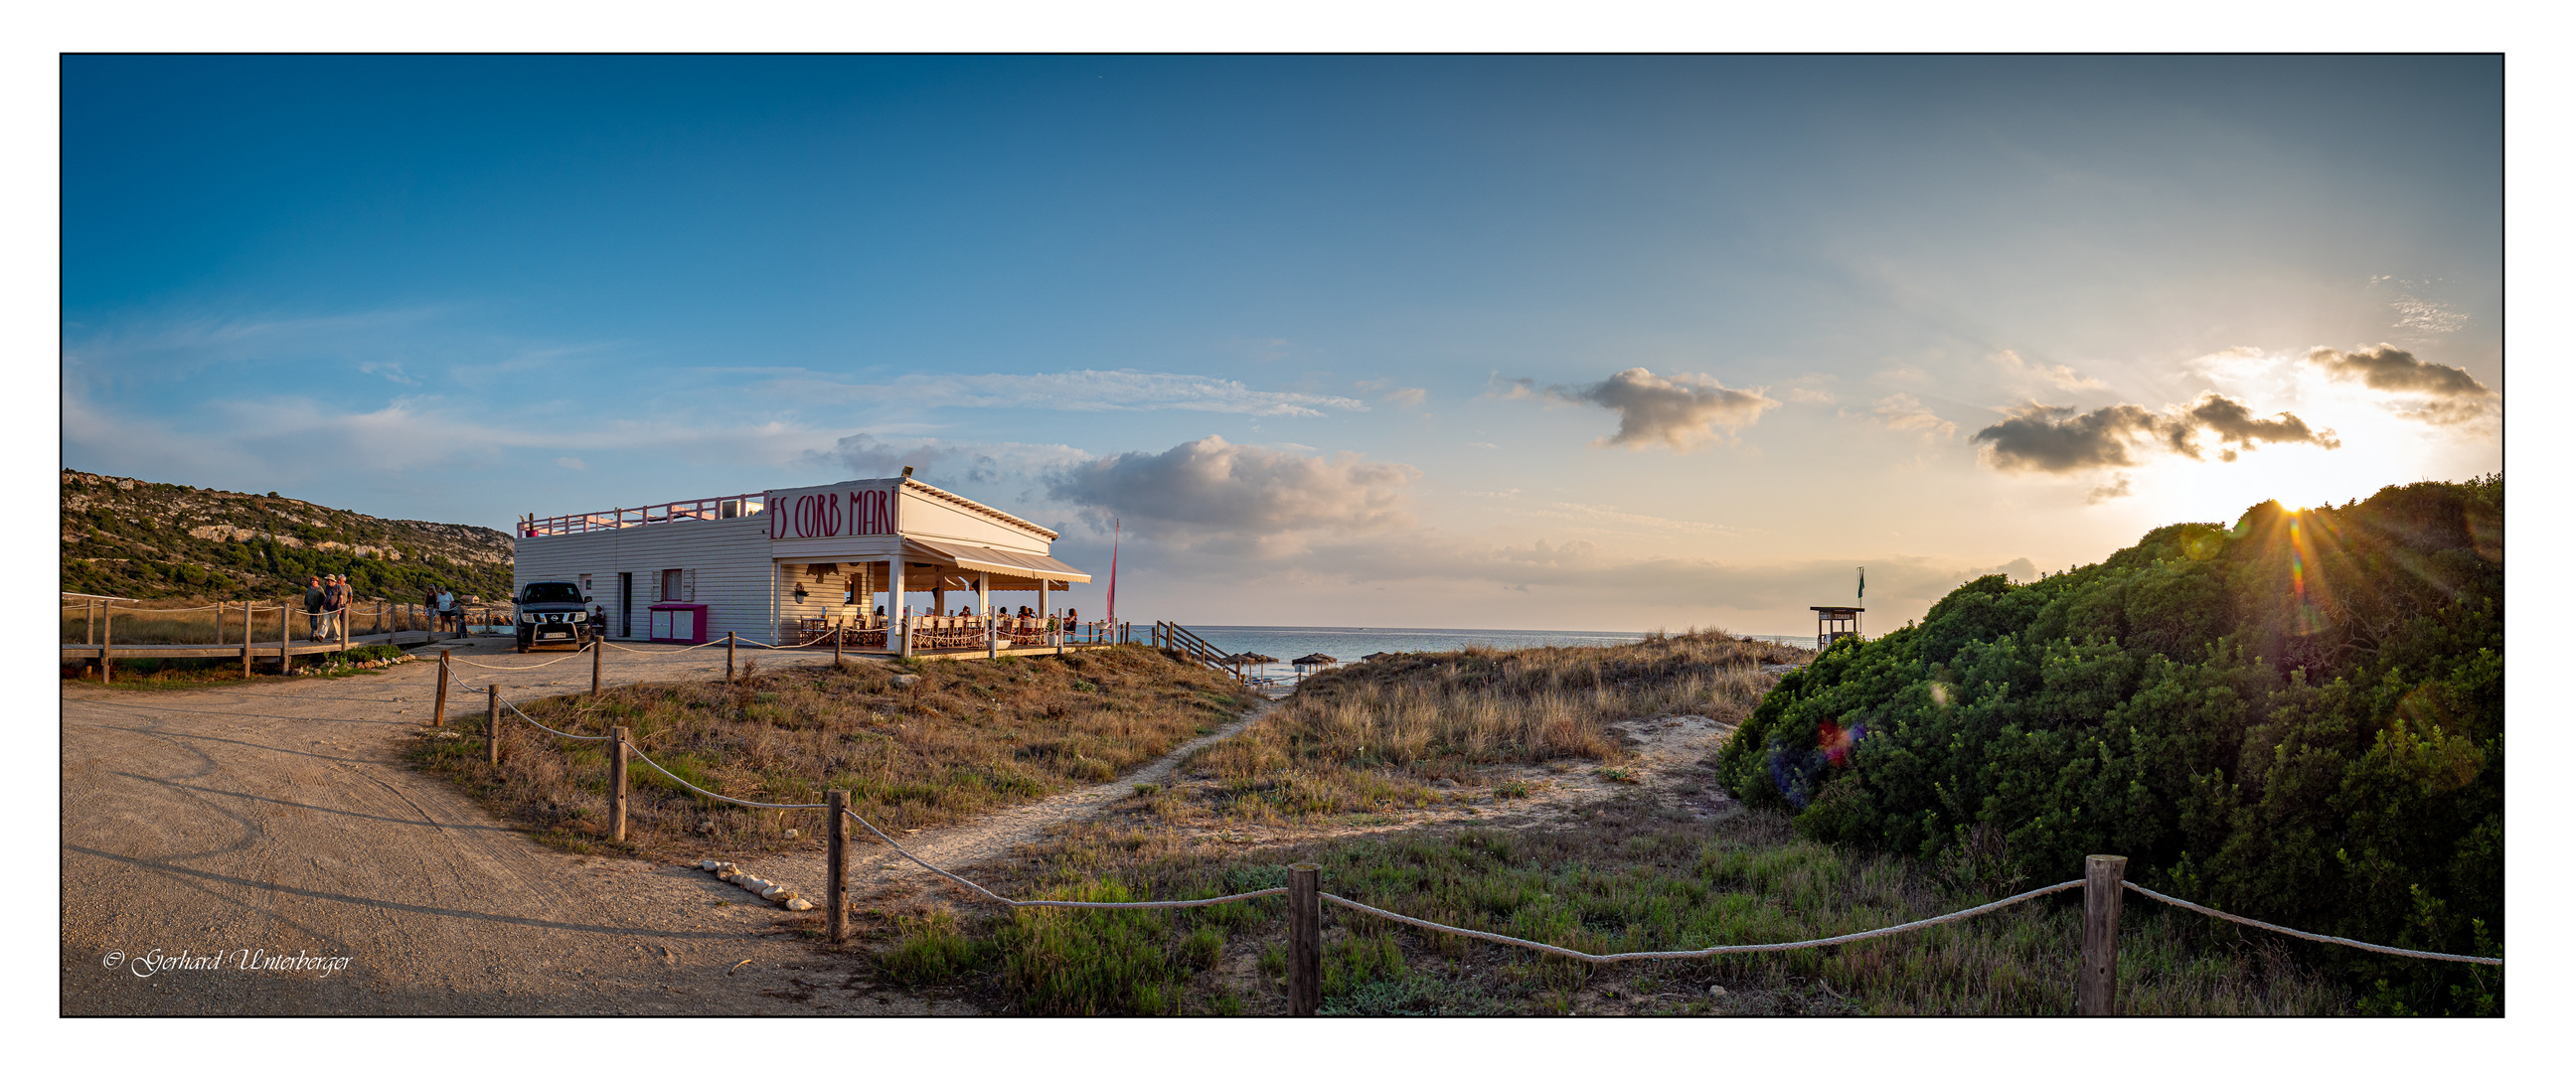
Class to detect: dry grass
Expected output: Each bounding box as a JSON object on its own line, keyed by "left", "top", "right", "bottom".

{"left": 886, "top": 787, "right": 2349, "bottom": 1015}
{"left": 406, "top": 646, "right": 1256, "bottom": 857}
{"left": 1178, "top": 630, "right": 1806, "bottom": 821}
{"left": 841, "top": 631, "right": 2348, "bottom": 1015}
{"left": 61, "top": 600, "right": 427, "bottom": 646}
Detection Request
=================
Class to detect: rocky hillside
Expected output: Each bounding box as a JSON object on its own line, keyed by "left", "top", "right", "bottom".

{"left": 61, "top": 469, "right": 515, "bottom": 602}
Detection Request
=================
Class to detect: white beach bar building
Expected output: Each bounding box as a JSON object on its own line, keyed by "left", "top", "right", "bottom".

{"left": 511, "top": 477, "right": 1093, "bottom": 654}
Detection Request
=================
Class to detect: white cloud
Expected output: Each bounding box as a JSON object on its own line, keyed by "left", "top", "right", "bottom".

{"left": 1872, "top": 393, "right": 1956, "bottom": 439}
{"left": 358, "top": 361, "right": 421, "bottom": 386}
{"left": 1043, "top": 434, "right": 1417, "bottom": 550}
{"left": 1502, "top": 367, "right": 1781, "bottom": 452}
{"left": 789, "top": 370, "right": 1368, "bottom": 417}
{"left": 804, "top": 432, "right": 1091, "bottom": 486}
{"left": 1989, "top": 350, "right": 2108, "bottom": 393}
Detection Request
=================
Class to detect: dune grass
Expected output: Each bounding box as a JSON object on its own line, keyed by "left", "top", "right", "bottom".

{"left": 849, "top": 631, "right": 2349, "bottom": 1015}
{"left": 61, "top": 600, "right": 429, "bottom": 645}
{"left": 878, "top": 782, "right": 2348, "bottom": 1015}
{"left": 406, "top": 646, "right": 1257, "bottom": 856}
{"left": 1176, "top": 630, "right": 1806, "bottom": 822}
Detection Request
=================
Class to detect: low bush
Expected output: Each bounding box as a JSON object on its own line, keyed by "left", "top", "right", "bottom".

{"left": 1715, "top": 477, "right": 2503, "bottom": 1013}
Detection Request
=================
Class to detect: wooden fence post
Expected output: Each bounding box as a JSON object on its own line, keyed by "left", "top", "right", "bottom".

{"left": 1289, "top": 862, "right": 1321, "bottom": 1016}
{"left": 609, "top": 725, "right": 630, "bottom": 842}
{"left": 487, "top": 684, "right": 503, "bottom": 765}
{"left": 242, "top": 602, "right": 254, "bottom": 679}
{"left": 726, "top": 632, "right": 736, "bottom": 682}
{"left": 591, "top": 634, "right": 603, "bottom": 697}
{"left": 279, "top": 597, "right": 291, "bottom": 670}
{"left": 825, "top": 789, "right": 849, "bottom": 943}
{"left": 433, "top": 650, "right": 451, "bottom": 727}
{"left": 101, "top": 607, "right": 112, "bottom": 685}
{"left": 2079, "top": 853, "right": 2127, "bottom": 1015}
{"left": 833, "top": 626, "right": 844, "bottom": 670}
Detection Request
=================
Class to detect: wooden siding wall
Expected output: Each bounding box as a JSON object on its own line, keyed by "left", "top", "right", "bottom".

{"left": 512, "top": 517, "right": 778, "bottom": 644}
{"left": 897, "top": 485, "right": 1049, "bottom": 552}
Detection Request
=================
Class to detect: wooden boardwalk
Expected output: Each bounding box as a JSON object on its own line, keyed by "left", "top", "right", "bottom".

{"left": 62, "top": 629, "right": 489, "bottom": 662}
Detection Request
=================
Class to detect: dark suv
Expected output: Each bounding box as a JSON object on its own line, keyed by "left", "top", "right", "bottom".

{"left": 515, "top": 580, "right": 598, "bottom": 653}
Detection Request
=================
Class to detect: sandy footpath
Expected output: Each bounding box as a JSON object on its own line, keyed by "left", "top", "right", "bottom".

{"left": 60, "top": 637, "right": 977, "bottom": 1014}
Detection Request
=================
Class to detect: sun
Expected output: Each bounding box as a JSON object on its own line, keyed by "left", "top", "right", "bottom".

{"left": 2102, "top": 360, "right": 2495, "bottom": 525}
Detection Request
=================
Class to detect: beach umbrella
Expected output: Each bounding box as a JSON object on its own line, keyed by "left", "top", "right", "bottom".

{"left": 1362, "top": 651, "right": 1393, "bottom": 662}
{"left": 1290, "top": 652, "right": 1339, "bottom": 681}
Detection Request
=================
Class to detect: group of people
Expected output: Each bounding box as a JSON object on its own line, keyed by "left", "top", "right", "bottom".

{"left": 867, "top": 606, "right": 1081, "bottom": 647}
{"left": 299, "top": 574, "right": 354, "bottom": 641}
{"left": 298, "top": 575, "right": 471, "bottom": 641}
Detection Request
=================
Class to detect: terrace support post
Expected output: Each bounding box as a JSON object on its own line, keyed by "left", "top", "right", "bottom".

{"left": 1289, "top": 862, "right": 1321, "bottom": 1016}
{"left": 486, "top": 684, "right": 503, "bottom": 765}
{"left": 825, "top": 789, "right": 849, "bottom": 943}
{"left": 726, "top": 632, "right": 736, "bottom": 683}
{"left": 886, "top": 556, "right": 905, "bottom": 655}
{"left": 1038, "top": 582, "right": 1052, "bottom": 655}
{"left": 591, "top": 634, "right": 603, "bottom": 697}
{"left": 982, "top": 572, "right": 996, "bottom": 660}
{"left": 433, "top": 650, "right": 450, "bottom": 727}
{"left": 608, "top": 726, "right": 630, "bottom": 843}
{"left": 2079, "top": 854, "right": 2127, "bottom": 1015}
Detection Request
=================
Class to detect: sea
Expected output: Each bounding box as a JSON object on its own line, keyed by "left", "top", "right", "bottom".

{"left": 1176, "top": 625, "right": 1816, "bottom": 681}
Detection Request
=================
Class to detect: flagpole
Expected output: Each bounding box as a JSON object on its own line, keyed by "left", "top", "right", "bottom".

{"left": 1107, "top": 518, "right": 1120, "bottom": 627}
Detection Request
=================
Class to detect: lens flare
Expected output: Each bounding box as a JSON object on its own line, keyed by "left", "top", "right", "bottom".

{"left": 1819, "top": 715, "right": 1866, "bottom": 766}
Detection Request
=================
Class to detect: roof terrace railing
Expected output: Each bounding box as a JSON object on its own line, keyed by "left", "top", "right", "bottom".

{"left": 521, "top": 494, "right": 767, "bottom": 537}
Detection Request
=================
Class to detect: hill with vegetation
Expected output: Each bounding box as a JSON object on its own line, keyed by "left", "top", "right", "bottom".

{"left": 60, "top": 469, "right": 515, "bottom": 602}
{"left": 1716, "top": 476, "right": 2502, "bottom": 1013}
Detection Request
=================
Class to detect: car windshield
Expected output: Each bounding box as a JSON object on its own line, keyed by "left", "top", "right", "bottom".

{"left": 521, "top": 582, "right": 583, "bottom": 604}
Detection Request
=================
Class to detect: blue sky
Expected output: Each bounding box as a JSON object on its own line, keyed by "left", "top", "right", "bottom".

{"left": 62, "top": 56, "right": 2503, "bottom": 632}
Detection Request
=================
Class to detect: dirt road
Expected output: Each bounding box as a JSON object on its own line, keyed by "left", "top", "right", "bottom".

{"left": 60, "top": 638, "right": 983, "bottom": 1014}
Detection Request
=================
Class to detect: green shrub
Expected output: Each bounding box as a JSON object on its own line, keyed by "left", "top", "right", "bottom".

{"left": 880, "top": 911, "right": 985, "bottom": 986}
{"left": 997, "top": 879, "right": 1185, "bottom": 1014}
{"left": 1713, "top": 477, "right": 2504, "bottom": 1012}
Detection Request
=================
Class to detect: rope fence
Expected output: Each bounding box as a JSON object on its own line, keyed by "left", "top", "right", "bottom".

{"left": 2122, "top": 881, "right": 2502, "bottom": 966}
{"left": 434, "top": 657, "right": 2504, "bottom": 1015}
{"left": 1322, "top": 881, "right": 2088, "bottom": 963}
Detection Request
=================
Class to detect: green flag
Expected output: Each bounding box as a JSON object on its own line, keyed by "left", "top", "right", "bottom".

{"left": 1857, "top": 566, "right": 1865, "bottom": 602}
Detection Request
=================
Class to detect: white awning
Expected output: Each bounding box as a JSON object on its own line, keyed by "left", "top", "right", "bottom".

{"left": 904, "top": 537, "right": 1093, "bottom": 584}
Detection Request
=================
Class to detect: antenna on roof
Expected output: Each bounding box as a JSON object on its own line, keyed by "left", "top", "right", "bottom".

{"left": 900, "top": 466, "right": 913, "bottom": 479}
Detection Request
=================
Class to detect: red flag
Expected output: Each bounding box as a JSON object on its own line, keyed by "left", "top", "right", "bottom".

{"left": 1106, "top": 518, "right": 1119, "bottom": 624}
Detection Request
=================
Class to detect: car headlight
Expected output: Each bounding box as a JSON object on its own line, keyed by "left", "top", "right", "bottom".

{"left": 520, "top": 613, "right": 539, "bottom": 624}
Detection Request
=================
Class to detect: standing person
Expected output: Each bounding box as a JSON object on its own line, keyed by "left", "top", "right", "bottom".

{"left": 436, "top": 587, "right": 456, "bottom": 636}
{"left": 319, "top": 574, "right": 348, "bottom": 641}
{"left": 302, "top": 576, "right": 325, "bottom": 641}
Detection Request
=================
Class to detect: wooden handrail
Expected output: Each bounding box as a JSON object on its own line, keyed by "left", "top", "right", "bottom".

{"left": 1154, "top": 620, "right": 1234, "bottom": 674}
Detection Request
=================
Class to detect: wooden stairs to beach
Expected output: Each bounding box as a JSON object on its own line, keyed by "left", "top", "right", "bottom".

{"left": 1151, "top": 621, "right": 1238, "bottom": 676}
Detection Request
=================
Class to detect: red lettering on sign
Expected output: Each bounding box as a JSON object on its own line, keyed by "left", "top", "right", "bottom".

{"left": 850, "top": 489, "right": 891, "bottom": 535}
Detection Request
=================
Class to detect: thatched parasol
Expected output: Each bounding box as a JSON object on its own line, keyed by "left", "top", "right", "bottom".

{"left": 1290, "top": 652, "right": 1339, "bottom": 681}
